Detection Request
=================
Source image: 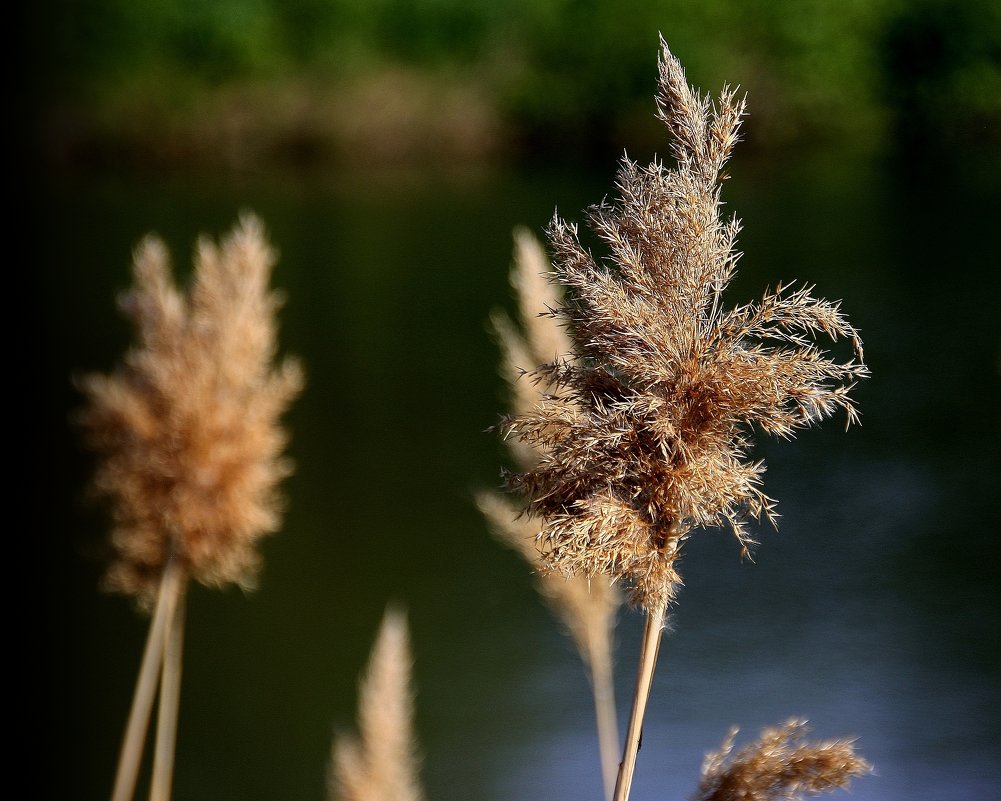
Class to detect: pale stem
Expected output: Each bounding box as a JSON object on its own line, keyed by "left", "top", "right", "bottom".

{"left": 110, "top": 558, "right": 184, "bottom": 801}
{"left": 588, "top": 627, "right": 620, "bottom": 801}
{"left": 149, "top": 580, "right": 187, "bottom": 801}
{"left": 611, "top": 601, "right": 666, "bottom": 801}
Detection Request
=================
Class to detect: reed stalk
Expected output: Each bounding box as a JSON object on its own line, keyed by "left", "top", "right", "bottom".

{"left": 612, "top": 602, "right": 665, "bottom": 801}
{"left": 149, "top": 579, "right": 187, "bottom": 801}
{"left": 110, "top": 557, "right": 183, "bottom": 801}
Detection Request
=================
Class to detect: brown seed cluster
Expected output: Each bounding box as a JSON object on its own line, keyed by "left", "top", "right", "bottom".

{"left": 501, "top": 39, "right": 868, "bottom": 612}
{"left": 77, "top": 214, "right": 304, "bottom": 606}
{"left": 697, "top": 720, "right": 873, "bottom": 801}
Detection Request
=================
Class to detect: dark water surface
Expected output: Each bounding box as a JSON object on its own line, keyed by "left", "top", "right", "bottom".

{"left": 36, "top": 149, "right": 1000, "bottom": 800}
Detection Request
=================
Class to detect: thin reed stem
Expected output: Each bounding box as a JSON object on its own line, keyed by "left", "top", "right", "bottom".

{"left": 110, "top": 557, "right": 183, "bottom": 801}
{"left": 612, "top": 601, "right": 666, "bottom": 801}
{"left": 149, "top": 579, "right": 187, "bottom": 801}
{"left": 588, "top": 631, "right": 619, "bottom": 801}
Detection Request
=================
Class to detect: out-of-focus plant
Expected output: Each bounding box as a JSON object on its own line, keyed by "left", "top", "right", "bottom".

{"left": 76, "top": 214, "right": 303, "bottom": 801}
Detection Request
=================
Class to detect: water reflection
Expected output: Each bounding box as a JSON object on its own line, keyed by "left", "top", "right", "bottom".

{"left": 40, "top": 150, "right": 999, "bottom": 800}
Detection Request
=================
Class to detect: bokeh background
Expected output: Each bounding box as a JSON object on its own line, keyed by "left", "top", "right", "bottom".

{"left": 27, "top": 2, "right": 1000, "bottom": 800}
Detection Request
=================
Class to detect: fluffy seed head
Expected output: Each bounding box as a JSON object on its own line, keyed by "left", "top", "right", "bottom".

{"left": 329, "top": 608, "right": 424, "bottom": 801}
{"left": 76, "top": 214, "right": 304, "bottom": 606}
{"left": 696, "top": 719, "right": 873, "bottom": 801}
{"left": 499, "top": 39, "right": 868, "bottom": 612}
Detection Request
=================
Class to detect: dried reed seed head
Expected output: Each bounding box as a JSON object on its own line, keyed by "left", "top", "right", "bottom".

{"left": 77, "top": 213, "right": 304, "bottom": 606}
{"left": 696, "top": 719, "right": 873, "bottom": 801}
{"left": 329, "top": 608, "right": 424, "bottom": 801}
{"left": 500, "top": 38, "right": 868, "bottom": 613}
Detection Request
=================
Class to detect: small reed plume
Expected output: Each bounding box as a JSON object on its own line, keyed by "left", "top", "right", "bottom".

{"left": 479, "top": 226, "right": 621, "bottom": 801}
{"left": 76, "top": 213, "right": 303, "bottom": 801}
{"left": 329, "top": 608, "right": 424, "bottom": 801}
{"left": 495, "top": 37, "right": 868, "bottom": 801}
{"left": 695, "top": 720, "right": 873, "bottom": 801}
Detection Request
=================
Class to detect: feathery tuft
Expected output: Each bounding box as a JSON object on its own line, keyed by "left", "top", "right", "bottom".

{"left": 696, "top": 719, "right": 873, "bottom": 801}
{"left": 330, "top": 608, "right": 424, "bottom": 801}
{"left": 499, "top": 39, "right": 869, "bottom": 612}
{"left": 76, "top": 213, "right": 304, "bottom": 606}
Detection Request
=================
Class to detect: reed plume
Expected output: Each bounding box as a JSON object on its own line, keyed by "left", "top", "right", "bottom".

{"left": 495, "top": 37, "right": 868, "bottom": 801}
{"left": 479, "top": 227, "right": 622, "bottom": 800}
{"left": 78, "top": 213, "right": 303, "bottom": 604}
{"left": 329, "top": 608, "right": 424, "bottom": 801}
{"left": 76, "top": 213, "right": 303, "bottom": 801}
{"left": 696, "top": 720, "right": 873, "bottom": 801}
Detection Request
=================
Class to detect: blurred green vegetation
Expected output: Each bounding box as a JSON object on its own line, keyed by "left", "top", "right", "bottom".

{"left": 27, "top": 0, "right": 1001, "bottom": 168}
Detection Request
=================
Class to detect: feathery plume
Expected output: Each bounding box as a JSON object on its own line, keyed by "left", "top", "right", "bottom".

{"left": 696, "top": 720, "right": 873, "bottom": 801}
{"left": 481, "top": 226, "right": 622, "bottom": 800}
{"left": 76, "top": 214, "right": 302, "bottom": 801}
{"left": 499, "top": 37, "right": 868, "bottom": 614}
{"left": 77, "top": 213, "right": 304, "bottom": 606}
{"left": 493, "top": 37, "right": 869, "bottom": 801}
{"left": 330, "top": 608, "right": 424, "bottom": 801}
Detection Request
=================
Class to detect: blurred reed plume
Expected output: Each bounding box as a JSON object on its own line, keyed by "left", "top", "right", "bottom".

{"left": 329, "top": 608, "right": 424, "bottom": 801}
{"left": 77, "top": 213, "right": 304, "bottom": 604}
{"left": 495, "top": 36, "right": 869, "bottom": 801}
{"left": 696, "top": 720, "right": 873, "bottom": 801}
{"left": 76, "top": 214, "right": 303, "bottom": 801}
{"left": 478, "top": 226, "right": 622, "bottom": 800}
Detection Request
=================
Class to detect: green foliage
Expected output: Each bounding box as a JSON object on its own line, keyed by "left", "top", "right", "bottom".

{"left": 46, "top": 0, "right": 286, "bottom": 81}
{"left": 30, "top": 0, "right": 1000, "bottom": 156}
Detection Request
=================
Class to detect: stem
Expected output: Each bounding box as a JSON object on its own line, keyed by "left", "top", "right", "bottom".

{"left": 110, "top": 558, "right": 184, "bottom": 801}
{"left": 150, "top": 580, "right": 187, "bottom": 801}
{"left": 588, "top": 629, "right": 619, "bottom": 801}
{"left": 611, "top": 601, "right": 666, "bottom": 801}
